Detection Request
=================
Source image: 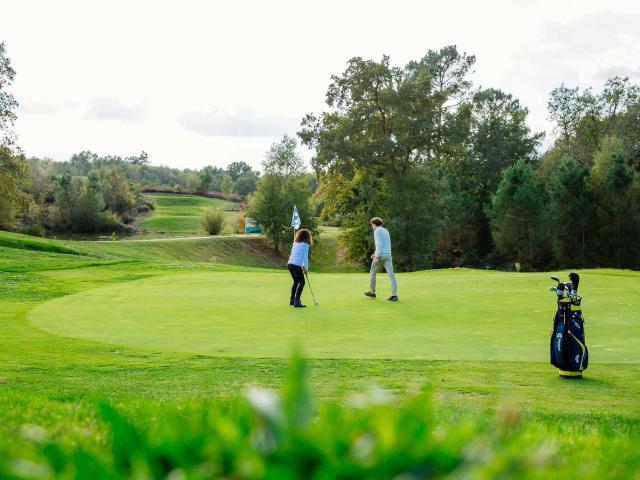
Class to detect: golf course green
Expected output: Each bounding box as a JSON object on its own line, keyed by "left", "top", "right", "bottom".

{"left": 28, "top": 269, "right": 640, "bottom": 361}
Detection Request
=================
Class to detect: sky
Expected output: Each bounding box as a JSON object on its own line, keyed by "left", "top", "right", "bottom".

{"left": 3, "top": 0, "right": 640, "bottom": 171}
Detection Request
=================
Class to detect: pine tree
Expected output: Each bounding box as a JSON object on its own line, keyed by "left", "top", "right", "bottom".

{"left": 488, "top": 160, "right": 544, "bottom": 270}
{"left": 546, "top": 156, "right": 593, "bottom": 267}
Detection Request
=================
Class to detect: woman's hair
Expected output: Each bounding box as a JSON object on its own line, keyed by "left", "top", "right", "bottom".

{"left": 370, "top": 217, "right": 383, "bottom": 227}
{"left": 294, "top": 228, "right": 313, "bottom": 245}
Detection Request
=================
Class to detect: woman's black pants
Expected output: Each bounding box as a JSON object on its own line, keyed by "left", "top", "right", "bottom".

{"left": 288, "top": 264, "right": 305, "bottom": 299}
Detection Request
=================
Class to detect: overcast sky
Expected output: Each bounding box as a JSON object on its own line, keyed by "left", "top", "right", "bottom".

{"left": 3, "top": 0, "right": 640, "bottom": 170}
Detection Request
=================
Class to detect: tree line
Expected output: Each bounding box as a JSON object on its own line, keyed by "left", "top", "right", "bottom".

{"left": 3, "top": 148, "right": 265, "bottom": 235}
{"left": 295, "top": 46, "right": 640, "bottom": 271}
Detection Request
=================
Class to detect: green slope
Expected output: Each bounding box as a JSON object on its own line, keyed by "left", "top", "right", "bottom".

{"left": 138, "top": 193, "right": 241, "bottom": 235}
{"left": 0, "top": 230, "right": 285, "bottom": 271}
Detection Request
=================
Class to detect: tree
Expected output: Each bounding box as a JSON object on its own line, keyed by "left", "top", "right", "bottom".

{"left": 247, "top": 174, "right": 316, "bottom": 253}
{"left": 547, "top": 77, "right": 640, "bottom": 166}
{"left": 434, "top": 172, "right": 482, "bottom": 267}
{"left": 545, "top": 156, "right": 593, "bottom": 267}
{"left": 186, "top": 172, "right": 200, "bottom": 192}
{"left": 220, "top": 174, "right": 234, "bottom": 197}
{"left": 226, "top": 161, "right": 254, "bottom": 181}
{"left": 71, "top": 171, "right": 106, "bottom": 232}
{"left": 68, "top": 151, "right": 98, "bottom": 176}
{"left": 0, "top": 42, "right": 18, "bottom": 146}
{"left": 23, "top": 157, "right": 55, "bottom": 203}
{"left": 457, "top": 88, "right": 542, "bottom": 258}
{"left": 383, "top": 166, "right": 443, "bottom": 270}
{"left": 591, "top": 136, "right": 625, "bottom": 183}
{"left": 548, "top": 84, "right": 585, "bottom": 148}
{"left": 488, "top": 160, "right": 544, "bottom": 270}
{"left": 233, "top": 175, "right": 258, "bottom": 197}
{"left": 100, "top": 167, "right": 135, "bottom": 217}
{"left": 0, "top": 42, "right": 29, "bottom": 228}
{"left": 248, "top": 137, "right": 316, "bottom": 252}
{"left": 52, "top": 172, "right": 77, "bottom": 229}
{"left": 263, "top": 135, "right": 305, "bottom": 177}
{"left": 128, "top": 150, "right": 149, "bottom": 165}
{"left": 0, "top": 145, "right": 28, "bottom": 228}
{"left": 464, "top": 88, "right": 542, "bottom": 196}
{"left": 299, "top": 48, "right": 487, "bottom": 269}
{"left": 590, "top": 151, "right": 640, "bottom": 267}
{"left": 198, "top": 165, "right": 215, "bottom": 193}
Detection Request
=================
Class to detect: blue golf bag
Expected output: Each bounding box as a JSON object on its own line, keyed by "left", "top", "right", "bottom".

{"left": 549, "top": 273, "right": 588, "bottom": 377}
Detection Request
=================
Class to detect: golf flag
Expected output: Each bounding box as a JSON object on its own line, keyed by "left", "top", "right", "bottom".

{"left": 291, "top": 205, "right": 301, "bottom": 230}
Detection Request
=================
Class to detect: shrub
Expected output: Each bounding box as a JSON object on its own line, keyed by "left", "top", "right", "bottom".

{"left": 235, "top": 212, "right": 247, "bottom": 234}
{"left": 202, "top": 208, "right": 225, "bottom": 235}
{"left": 19, "top": 223, "right": 46, "bottom": 237}
{"left": 101, "top": 211, "right": 134, "bottom": 234}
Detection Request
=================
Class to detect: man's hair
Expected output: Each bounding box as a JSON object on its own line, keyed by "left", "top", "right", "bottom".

{"left": 370, "top": 217, "right": 383, "bottom": 227}
{"left": 294, "top": 228, "right": 313, "bottom": 245}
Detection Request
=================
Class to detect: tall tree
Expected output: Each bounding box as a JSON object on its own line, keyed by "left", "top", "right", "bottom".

{"left": 455, "top": 88, "right": 542, "bottom": 258}
{"left": 263, "top": 135, "right": 305, "bottom": 177}
{"left": 301, "top": 48, "right": 540, "bottom": 270}
{"left": 52, "top": 172, "right": 76, "bottom": 228}
{"left": 72, "top": 171, "right": 106, "bottom": 232}
{"left": 198, "top": 165, "right": 215, "bottom": 193}
{"left": 488, "top": 160, "right": 545, "bottom": 270}
{"left": 0, "top": 42, "right": 18, "bottom": 146}
{"left": 0, "top": 145, "right": 28, "bottom": 228}
{"left": 545, "top": 156, "right": 593, "bottom": 267}
{"left": 226, "top": 161, "right": 254, "bottom": 181}
{"left": 591, "top": 151, "right": 640, "bottom": 267}
{"left": 0, "top": 42, "right": 29, "bottom": 228}
{"left": 100, "top": 167, "right": 135, "bottom": 217}
{"left": 434, "top": 172, "right": 481, "bottom": 267}
{"left": 548, "top": 77, "right": 640, "bottom": 166}
{"left": 233, "top": 175, "right": 258, "bottom": 197}
{"left": 248, "top": 137, "right": 316, "bottom": 252}
{"left": 220, "top": 174, "right": 234, "bottom": 197}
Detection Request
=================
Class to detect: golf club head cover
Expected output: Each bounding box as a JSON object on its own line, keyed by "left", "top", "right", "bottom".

{"left": 569, "top": 272, "right": 580, "bottom": 293}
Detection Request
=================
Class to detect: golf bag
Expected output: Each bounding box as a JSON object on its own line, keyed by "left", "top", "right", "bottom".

{"left": 549, "top": 273, "right": 588, "bottom": 377}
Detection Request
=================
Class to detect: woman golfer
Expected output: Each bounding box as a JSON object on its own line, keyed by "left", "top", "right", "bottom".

{"left": 287, "top": 229, "right": 313, "bottom": 308}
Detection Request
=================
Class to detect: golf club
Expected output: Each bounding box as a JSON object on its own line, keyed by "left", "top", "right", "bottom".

{"left": 304, "top": 270, "right": 319, "bottom": 305}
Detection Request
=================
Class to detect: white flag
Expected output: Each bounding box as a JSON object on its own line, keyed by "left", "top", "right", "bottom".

{"left": 291, "top": 205, "right": 301, "bottom": 230}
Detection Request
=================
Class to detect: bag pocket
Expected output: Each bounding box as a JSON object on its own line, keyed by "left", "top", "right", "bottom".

{"left": 550, "top": 321, "right": 565, "bottom": 369}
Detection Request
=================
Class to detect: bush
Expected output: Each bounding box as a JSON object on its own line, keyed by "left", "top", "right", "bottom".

{"left": 202, "top": 208, "right": 225, "bottom": 235}
{"left": 101, "top": 211, "right": 134, "bottom": 234}
{"left": 235, "top": 212, "right": 247, "bottom": 234}
{"left": 19, "top": 223, "right": 46, "bottom": 237}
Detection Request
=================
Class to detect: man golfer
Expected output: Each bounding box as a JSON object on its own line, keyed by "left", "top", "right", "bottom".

{"left": 364, "top": 217, "right": 398, "bottom": 301}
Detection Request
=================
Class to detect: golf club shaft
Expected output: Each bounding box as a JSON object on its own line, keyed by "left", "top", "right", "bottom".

{"left": 304, "top": 271, "right": 318, "bottom": 304}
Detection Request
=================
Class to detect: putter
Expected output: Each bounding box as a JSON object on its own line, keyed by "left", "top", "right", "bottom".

{"left": 304, "top": 271, "right": 318, "bottom": 305}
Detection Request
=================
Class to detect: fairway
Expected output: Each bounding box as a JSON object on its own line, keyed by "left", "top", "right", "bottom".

{"left": 29, "top": 269, "right": 640, "bottom": 361}
{"left": 138, "top": 193, "right": 241, "bottom": 235}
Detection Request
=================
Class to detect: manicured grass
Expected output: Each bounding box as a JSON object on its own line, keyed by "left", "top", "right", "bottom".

{"left": 0, "top": 230, "right": 81, "bottom": 255}
{"left": 1, "top": 230, "right": 639, "bottom": 477}
{"left": 28, "top": 269, "right": 640, "bottom": 362}
{"left": 138, "top": 193, "right": 241, "bottom": 235}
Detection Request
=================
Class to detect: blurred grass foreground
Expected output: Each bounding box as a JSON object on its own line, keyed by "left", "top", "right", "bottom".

{"left": 4, "top": 353, "right": 638, "bottom": 480}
